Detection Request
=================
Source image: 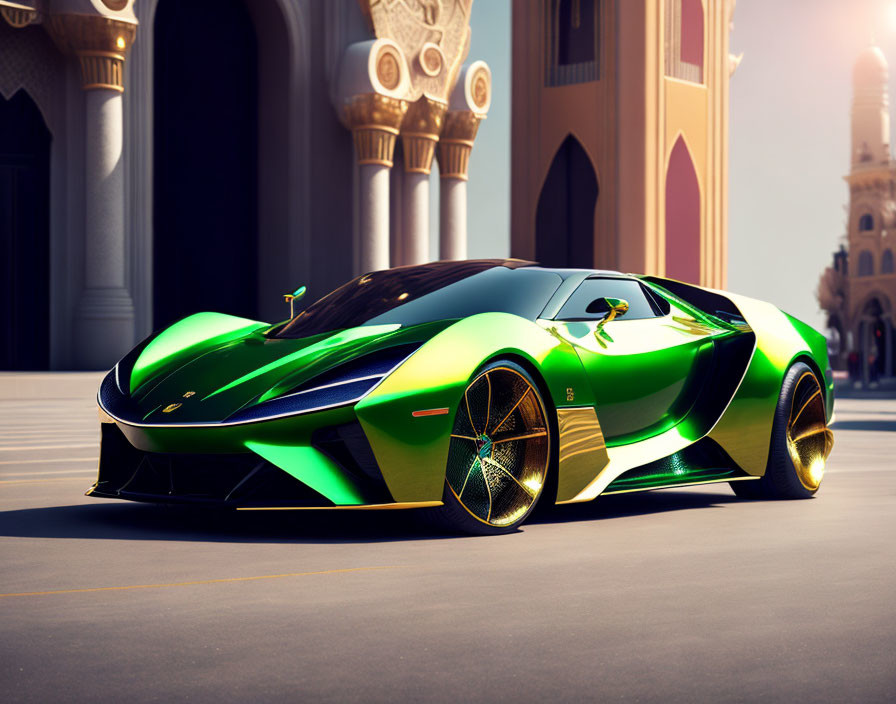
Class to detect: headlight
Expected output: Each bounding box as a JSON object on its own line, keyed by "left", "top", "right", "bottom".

{"left": 224, "top": 342, "right": 420, "bottom": 423}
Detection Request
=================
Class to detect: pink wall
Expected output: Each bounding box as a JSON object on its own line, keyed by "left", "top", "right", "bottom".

{"left": 665, "top": 137, "right": 701, "bottom": 283}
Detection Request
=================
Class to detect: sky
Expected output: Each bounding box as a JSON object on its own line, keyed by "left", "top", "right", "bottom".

{"left": 429, "top": 0, "right": 512, "bottom": 257}
{"left": 451, "top": 0, "right": 896, "bottom": 332}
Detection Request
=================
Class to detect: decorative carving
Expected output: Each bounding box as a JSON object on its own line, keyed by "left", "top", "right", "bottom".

{"left": 361, "top": 0, "right": 472, "bottom": 103}
{"left": 401, "top": 96, "right": 446, "bottom": 173}
{"left": 419, "top": 42, "right": 444, "bottom": 77}
{"left": 342, "top": 93, "right": 408, "bottom": 166}
{"left": 1, "top": 6, "right": 38, "bottom": 28}
{"left": 375, "top": 44, "right": 402, "bottom": 90}
{"left": 470, "top": 64, "right": 489, "bottom": 110}
{"left": 437, "top": 109, "right": 480, "bottom": 180}
{"left": 45, "top": 13, "right": 137, "bottom": 92}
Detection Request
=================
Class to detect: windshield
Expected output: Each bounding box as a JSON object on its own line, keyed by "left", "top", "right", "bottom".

{"left": 276, "top": 260, "right": 562, "bottom": 339}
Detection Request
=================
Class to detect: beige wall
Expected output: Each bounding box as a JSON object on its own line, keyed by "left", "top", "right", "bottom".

{"left": 512, "top": 0, "right": 731, "bottom": 287}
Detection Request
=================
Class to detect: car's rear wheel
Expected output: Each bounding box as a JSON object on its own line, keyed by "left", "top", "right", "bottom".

{"left": 731, "top": 361, "right": 834, "bottom": 499}
{"left": 431, "top": 360, "right": 551, "bottom": 535}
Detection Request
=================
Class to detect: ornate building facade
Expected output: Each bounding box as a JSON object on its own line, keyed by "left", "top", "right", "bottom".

{"left": 0, "top": 0, "right": 491, "bottom": 370}
{"left": 511, "top": 0, "right": 738, "bottom": 286}
{"left": 819, "top": 46, "right": 896, "bottom": 382}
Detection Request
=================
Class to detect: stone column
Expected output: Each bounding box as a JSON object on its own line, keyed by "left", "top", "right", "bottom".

{"left": 343, "top": 94, "right": 407, "bottom": 273}
{"left": 437, "top": 61, "right": 491, "bottom": 261}
{"left": 437, "top": 111, "right": 480, "bottom": 260}
{"left": 47, "top": 13, "right": 138, "bottom": 369}
{"left": 399, "top": 97, "right": 446, "bottom": 265}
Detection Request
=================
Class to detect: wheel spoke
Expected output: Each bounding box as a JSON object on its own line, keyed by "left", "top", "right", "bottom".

{"left": 464, "top": 386, "right": 478, "bottom": 435}
{"left": 484, "top": 372, "right": 492, "bottom": 437}
{"left": 482, "top": 457, "right": 538, "bottom": 498}
{"left": 790, "top": 423, "right": 829, "bottom": 444}
{"left": 458, "top": 457, "right": 481, "bottom": 500}
{"left": 491, "top": 430, "right": 548, "bottom": 445}
{"left": 790, "top": 387, "right": 821, "bottom": 429}
{"left": 490, "top": 386, "right": 531, "bottom": 435}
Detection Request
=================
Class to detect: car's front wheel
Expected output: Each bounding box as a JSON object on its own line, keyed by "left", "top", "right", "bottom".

{"left": 430, "top": 360, "right": 551, "bottom": 535}
{"left": 731, "top": 361, "right": 834, "bottom": 499}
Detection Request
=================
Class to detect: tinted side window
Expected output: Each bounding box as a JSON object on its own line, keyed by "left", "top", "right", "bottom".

{"left": 555, "top": 278, "right": 658, "bottom": 321}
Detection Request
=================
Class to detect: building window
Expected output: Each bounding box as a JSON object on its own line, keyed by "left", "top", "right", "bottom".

{"left": 545, "top": 0, "right": 600, "bottom": 86}
{"left": 859, "top": 213, "right": 874, "bottom": 231}
{"left": 857, "top": 250, "right": 875, "bottom": 276}
{"left": 665, "top": 0, "right": 704, "bottom": 84}
{"left": 883, "top": 249, "right": 895, "bottom": 274}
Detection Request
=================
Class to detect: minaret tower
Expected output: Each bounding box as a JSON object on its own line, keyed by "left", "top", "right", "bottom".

{"left": 851, "top": 45, "right": 891, "bottom": 166}
{"left": 836, "top": 44, "right": 896, "bottom": 381}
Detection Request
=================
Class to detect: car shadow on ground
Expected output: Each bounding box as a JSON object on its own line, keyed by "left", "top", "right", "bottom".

{"left": 0, "top": 488, "right": 743, "bottom": 544}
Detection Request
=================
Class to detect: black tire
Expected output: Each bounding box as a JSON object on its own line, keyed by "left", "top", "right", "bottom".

{"left": 424, "top": 360, "right": 552, "bottom": 535}
{"left": 730, "top": 361, "right": 833, "bottom": 500}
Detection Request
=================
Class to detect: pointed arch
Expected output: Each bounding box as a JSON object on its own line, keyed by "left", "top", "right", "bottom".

{"left": 535, "top": 135, "right": 599, "bottom": 268}
{"left": 1, "top": 89, "right": 51, "bottom": 368}
{"left": 665, "top": 135, "right": 701, "bottom": 284}
{"left": 153, "top": 0, "right": 260, "bottom": 329}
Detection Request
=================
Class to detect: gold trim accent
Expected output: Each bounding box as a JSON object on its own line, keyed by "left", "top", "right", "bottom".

{"left": 162, "top": 403, "right": 182, "bottom": 413}
{"left": 236, "top": 501, "right": 443, "bottom": 511}
{"left": 400, "top": 97, "right": 447, "bottom": 174}
{"left": 45, "top": 14, "right": 137, "bottom": 92}
{"left": 555, "top": 407, "right": 609, "bottom": 503}
{"left": 342, "top": 94, "right": 408, "bottom": 167}
{"left": 437, "top": 111, "right": 481, "bottom": 180}
{"left": 0, "top": 6, "right": 37, "bottom": 28}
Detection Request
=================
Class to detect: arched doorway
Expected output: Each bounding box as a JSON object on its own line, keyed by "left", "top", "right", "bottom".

{"left": 153, "top": 0, "right": 259, "bottom": 329}
{"left": 0, "top": 90, "right": 50, "bottom": 369}
{"left": 859, "top": 297, "right": 891, "bottom": 382}
{"left": 665, "top": 135, "right": 701, "bottom": 284}
{"left": 535, "top": 135, "right": 598, "bottom": 268}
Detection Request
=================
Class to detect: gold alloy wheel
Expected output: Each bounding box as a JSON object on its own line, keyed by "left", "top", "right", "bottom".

{"left": 446, "top": 366, "right": 550, "bottom": 527}
{"left": 785, "top": 371, "right": 835, "bottom": 491}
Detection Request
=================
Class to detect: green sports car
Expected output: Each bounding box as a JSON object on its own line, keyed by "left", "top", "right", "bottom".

{"left": 92, "top": 259, "right": 835, "bottom": 534}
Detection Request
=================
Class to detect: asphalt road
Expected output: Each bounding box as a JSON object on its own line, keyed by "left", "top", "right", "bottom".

{"left": 1, "top": 373, "right": 894, "bottom": 702}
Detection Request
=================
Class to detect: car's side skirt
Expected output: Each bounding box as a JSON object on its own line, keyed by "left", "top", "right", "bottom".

{"left": 235, "top": 501, "right": 443, "bottom": 511}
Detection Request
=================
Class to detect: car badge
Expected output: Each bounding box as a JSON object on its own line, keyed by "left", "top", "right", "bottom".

{"left": 162, "top": 403, "right": 182, "bottom": 413}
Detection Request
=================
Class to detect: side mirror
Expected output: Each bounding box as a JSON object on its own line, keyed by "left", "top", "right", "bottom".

{"left": 586, "top": 297, "right": 629, "bottom": 324}
{"left": 283, "top": 285, "right": 306, "bottom": 318}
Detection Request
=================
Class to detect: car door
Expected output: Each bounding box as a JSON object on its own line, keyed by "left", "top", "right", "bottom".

{"left": 548, "top": 277, "right": 729, "bottom": 445}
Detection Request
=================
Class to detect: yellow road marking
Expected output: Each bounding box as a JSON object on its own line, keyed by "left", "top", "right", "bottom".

{"left": 0, "top": 566, "right": 396, "bottom": 599}
{"left": 0, "top": 457, "right": 97, "bottom": 466}
{"left": 0, "top": 443, "right": 98, "bottom": 452}
{"left": 0, "top": 477, "right": 94, "bottom": 485}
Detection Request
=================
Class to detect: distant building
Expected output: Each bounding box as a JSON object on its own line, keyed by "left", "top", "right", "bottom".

{"left": 1, "top": 0, "right": 490, "bottom": 370}
{"left": 510, "top": 0, "right": 738, "bottom": 286}
{"left": 819, "top": 45, "right": 896, "bottom": 382}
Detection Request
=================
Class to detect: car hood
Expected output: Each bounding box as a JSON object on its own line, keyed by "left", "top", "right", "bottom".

{"left": 122, "top": 313, "right": 453, "bottom": 424}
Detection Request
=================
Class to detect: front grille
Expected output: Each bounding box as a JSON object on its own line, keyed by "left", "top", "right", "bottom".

{"left": 91, "top": 423, "right": 330, "bottom": 507}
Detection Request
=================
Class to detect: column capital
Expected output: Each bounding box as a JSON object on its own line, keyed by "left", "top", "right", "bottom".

{"left": 437, "top": 111, "right": 480, "bottom": 181}
{"left": 342, "top": 93, "right": 408, "bottom": 167}
{"left": 45, "top": 13, "right": 137, "bottom": 92}
{"left": 401, "top": 96, "right": 447, "bottom": 175}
